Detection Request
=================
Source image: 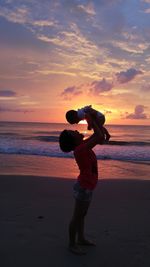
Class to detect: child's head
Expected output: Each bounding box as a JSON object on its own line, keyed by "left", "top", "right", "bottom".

{"left": 66, "top": 110, "right": 79, "bottom": 124}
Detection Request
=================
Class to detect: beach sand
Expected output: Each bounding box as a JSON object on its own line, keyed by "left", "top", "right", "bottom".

{"left": 1, "top": 175, "right": 150, "bottom": 267}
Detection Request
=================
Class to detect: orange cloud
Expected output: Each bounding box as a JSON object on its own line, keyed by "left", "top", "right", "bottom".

{"left": 126, "top": 105, "right": 148, "bottom": 119}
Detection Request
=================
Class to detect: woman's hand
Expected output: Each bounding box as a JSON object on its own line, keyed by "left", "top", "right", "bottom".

{"left": 83, "top": 115, "right": 104, "bottom": 149}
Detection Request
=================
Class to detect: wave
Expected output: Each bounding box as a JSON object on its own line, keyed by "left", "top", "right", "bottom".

{"left": 108, "top": 140, "right": 150, "bottom": 146}
{"left": 27, "top": 135, "right": 150, "bottom": 146}
{"left": 0, "top": 130, "right": 150, "bottom": 162}
{"left": 33, "top": 131, "right": 61, "bottom": 135}
{"left": 0, "top": 150, "right": 149, "bottom": 162}
{"left": 0, "top": 132, "right": 20, "bottom": 136}
{"left": 0, "top": 143, "right": 150, "bottom": 162}
{"left": 29, "top": 136, "right": 59, "bottom": 142}
{"left": 0, "top": 146, "right": 73, "bottom": 159}
{"left": 1, "top": 131, "right": 150, "bottom": 146}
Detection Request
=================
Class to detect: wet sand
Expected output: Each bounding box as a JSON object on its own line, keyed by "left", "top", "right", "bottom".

{"left": 1, "top": 175, "right": 150, "bottom": 267}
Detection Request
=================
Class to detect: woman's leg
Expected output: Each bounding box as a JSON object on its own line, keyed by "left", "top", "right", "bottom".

{"left": 69, "top": 200, "right": 90, "bottom": 247}
{"left": 77, "top": 201, "right": 90, "bottom": 242}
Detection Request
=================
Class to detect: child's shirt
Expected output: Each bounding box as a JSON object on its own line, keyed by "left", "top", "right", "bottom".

{"left": 77, "top": 105, "right": 104, "bottom": 120}
{"left": 77, "top": 105, "right": 91, "bottom": 120}
{"left": 74, "top": 142, "right": 98, "bottom": 190}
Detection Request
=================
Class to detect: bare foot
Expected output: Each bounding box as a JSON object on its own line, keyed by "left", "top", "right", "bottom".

{"left": 69, "top": 245, "right": 86, "bottom": 255}
{"left": 78, "top": 239, "right": 96, "bottom": 246}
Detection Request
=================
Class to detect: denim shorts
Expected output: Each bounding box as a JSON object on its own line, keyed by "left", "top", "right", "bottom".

{"left": 73, "top": 181, "right": 93, "bottom": 202}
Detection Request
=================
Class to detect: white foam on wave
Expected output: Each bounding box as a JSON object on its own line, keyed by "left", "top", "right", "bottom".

{"left": 0, "top": 139, "right": 150, "bottom": 162}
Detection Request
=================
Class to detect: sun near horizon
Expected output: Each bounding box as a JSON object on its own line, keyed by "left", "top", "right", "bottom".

{"left": 0, "top": 101, "right": 149, "bottom": 126}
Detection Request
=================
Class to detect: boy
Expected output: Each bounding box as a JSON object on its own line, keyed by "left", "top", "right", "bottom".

{"left": 66, "top": 105, "right": 111, "bottom": 141}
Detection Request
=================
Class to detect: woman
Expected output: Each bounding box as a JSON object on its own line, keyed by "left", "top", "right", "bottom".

{"left": 59, "top": 117, "right": 104, "bottom": 255}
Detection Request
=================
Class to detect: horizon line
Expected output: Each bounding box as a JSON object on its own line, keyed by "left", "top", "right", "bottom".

{"left": 0, "top": 120, "right": 150, "bottom": 127}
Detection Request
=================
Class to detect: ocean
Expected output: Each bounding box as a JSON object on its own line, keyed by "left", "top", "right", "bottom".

{"left": 0, "top": 121, "right": 150, "bottom": 179}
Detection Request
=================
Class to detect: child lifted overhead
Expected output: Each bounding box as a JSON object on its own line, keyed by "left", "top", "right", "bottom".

{"left": 66, "top": 105, "right": 111, "bottom": 141}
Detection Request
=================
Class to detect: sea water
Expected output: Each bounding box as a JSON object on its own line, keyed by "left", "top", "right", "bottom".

{"left": 0, "top": 122, "right": 150, "bottom": 179}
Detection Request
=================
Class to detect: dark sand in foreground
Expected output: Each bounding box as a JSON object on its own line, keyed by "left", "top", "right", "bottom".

{"left": 1, "top": 175, "right": 150, "bottom": 267}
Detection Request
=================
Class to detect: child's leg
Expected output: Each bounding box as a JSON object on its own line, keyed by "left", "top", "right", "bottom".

{"left": 103, "top": 126, "right": 111, "bottom": 141}
{"left": 95, "top": 116, "right": 111, "bottom": 141}
{"left": 85, "top": 114, "right": 93, "bottom": 130}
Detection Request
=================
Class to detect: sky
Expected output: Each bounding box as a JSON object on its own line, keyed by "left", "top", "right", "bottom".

{"left": 0, "top": 0, "right": 150, "bottom": 125}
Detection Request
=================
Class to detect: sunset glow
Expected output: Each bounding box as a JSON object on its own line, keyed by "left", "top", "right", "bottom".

{"left": 0, "top": 0, "right": 150, "bottom": 125}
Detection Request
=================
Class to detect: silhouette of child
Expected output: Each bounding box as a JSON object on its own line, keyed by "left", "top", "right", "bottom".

{"left": 66, "top": 105, "right": 111, "bottom": 141}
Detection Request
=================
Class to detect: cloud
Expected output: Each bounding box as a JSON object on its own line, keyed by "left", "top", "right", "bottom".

{"left": 61, "top": 77, "right": 114, "bottom": 100}
{"left": 0, "top": 89, "right": 17, "bottom": 97}
{"left": 32, "top": 20, "right": 55, "bottom": 27}
{"left": 0, "top": 4, "right": 56, "bottom": 26}
{"left": 104, "top": 110, "right": 112, "bottom": 115}
{"left": 116, "top": 68, "right": 143, "bottom": 84}
{"left": 0, "top": 6, "right": 29, "bottom": 24}
{"left": 77, "top": 3, "right": 96, "bottom": 16}
{"left": 141, "top": 84, "right": 150, "bottom": 92}
{"left": 37, "top": 22, "right": 99, "bottom": 53}
{"left": 91, "top": 78, "right": 113, "bottom": 94}
{"left": 111, "top": 38, "right": 149, "bottom": 54}
{"left": 144, "top": 8, "right": 150, "bottom": 13}
{"left": 143, "top": 0, "right": 150, "bottom": 3}
{"left": 0, "top": 107, "right": 33, "bottom": 113}
{"left": 36, "top": 69, "right": 76, "bottom": 77}
{"left": 61, "top": 86, "right": 82, "bottom": 100}
{"left": 126, "top": 105, "right": 148, "bottom": 119}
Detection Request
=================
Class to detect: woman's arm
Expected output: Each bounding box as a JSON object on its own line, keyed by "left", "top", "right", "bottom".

{"left": 84, "top": 117, "right": 104, "bottom": 149}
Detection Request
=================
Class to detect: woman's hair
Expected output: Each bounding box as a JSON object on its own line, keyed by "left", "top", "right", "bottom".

{"left": 59, "top": 130, "right": 75, "bottom": 152}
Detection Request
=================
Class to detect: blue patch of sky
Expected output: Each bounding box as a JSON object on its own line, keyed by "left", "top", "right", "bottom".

{"left": 0, "top": 17, "right": 49, "bottom": 50}
{"left": 121, "top": 0, "right": 150, "bottom": 29}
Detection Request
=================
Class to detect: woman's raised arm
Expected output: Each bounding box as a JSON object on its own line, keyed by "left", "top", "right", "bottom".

{"left": 84, "top": 118, "right": 104, "bottom": 149}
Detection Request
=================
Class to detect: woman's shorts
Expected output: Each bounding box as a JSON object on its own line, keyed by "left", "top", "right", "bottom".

{"left": 73, "top": 181, "right": 93, "bottom": 202}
